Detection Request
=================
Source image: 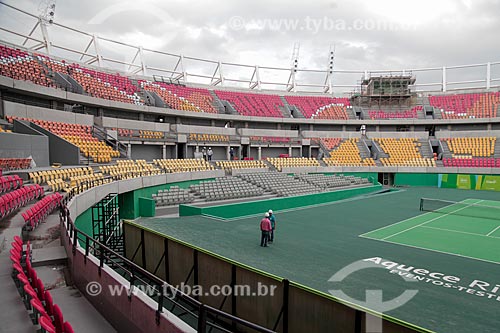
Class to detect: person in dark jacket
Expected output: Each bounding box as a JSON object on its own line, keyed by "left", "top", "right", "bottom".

{"left": 268, "top": 209, "right": 276, "bottom": 243}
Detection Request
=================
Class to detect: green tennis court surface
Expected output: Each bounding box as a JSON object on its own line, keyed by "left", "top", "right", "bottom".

{"left": 135, "top": 187, "right": 500, "bottom": 333}
{"left": 360, "top": 198, "right": 500, "bottom": 264}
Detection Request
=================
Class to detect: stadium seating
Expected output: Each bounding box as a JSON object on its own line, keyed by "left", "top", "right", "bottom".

{"left": 375, "top": 138, "right": 436, "bottom": 167}
{"left": 22, "top": 192, "right": 62, "bottom": 231}
{"left": 313, "top": 104, "right": 350, "bottom": 120}
{"left": 323, "top": 139, "right": 375, "bottom": 166}
{"left": 8, "top": 117, "right": 120, "bottom": 163}
{"left": 36, "top": 54, "right": 144, "bottom": 105}
{"left": 0, "top": 158, "right": 32, "bottom": 171}
{"left": 319, "top": 138, "right": 342, "bottom": 150}
{"left": 99, "top": 160, "right": 163, "bottom": 180}
{"left": 215, "top": 90, "right": 284, "bottom": 118}
{"left": 10, "top": 236, "right": 75, "bottom": 331}
{"left": 216, "top": 160, "right": 267, "bottom": 171}
{"left": 153, "top": 159, "right": 214, "bottom": 173}
{"left": 266, "top": 157, "right": 320, "bottom": 171}
{"left": 117, "top": 128, "right": 134, "bottom": 138}
{"left": 368, "top": 106, "right": 422, "bottom": 119}
{"left": 285, "top": 96, "right": 350, "bottom": 119}
{"left": 189, "top": 177, "right": 263, "bottom": 201}
{"left": 189, "top": 133, "right": 229, "bottom": 142}
{"left": 0, "top": 45, "right": 55, "bottom": 87}
{"left": 152, "top": 186, "right": 195, "bottom": 206}
{"left": 139, "top": 130, "right": 164, "bottom": 139}
{"left": 429, "top": 93, "right": 499, "bottom": 119}
{"left": 444, "top": 137, "right": 496, "bottom": 157}
{"left": 250, "top": 136, "right": 291, "bottom": 143}
{"left": 29, "top": 167, "right": 94, "bottom": 185}
{"left": 0, "top": 174, "right": 23, "bottom": 193}
{"left": 140, "top": 81, "right": 217, "bottom": 113}
{"left": 295, "top": 173, "right": 371, "bottom": 189}
{"left": 238, "top": 172, "right": 322, "bottom": 197}
{"left": 442, "top": 157, "right": 500, "bottom": 168}
{"left": 1, "top": 184, "right": 44, "bottom": 219}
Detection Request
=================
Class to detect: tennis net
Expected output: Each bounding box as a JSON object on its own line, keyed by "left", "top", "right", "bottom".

{"left": 419, "top": 198, "right": 500, "bottom": 221}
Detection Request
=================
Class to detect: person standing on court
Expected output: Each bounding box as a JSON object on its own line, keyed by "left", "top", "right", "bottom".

{"left": 268, "top": 209, "right": 276, "bottom": 243}
{"left": 260, "top": 212, "right": 272, "bottom": 247}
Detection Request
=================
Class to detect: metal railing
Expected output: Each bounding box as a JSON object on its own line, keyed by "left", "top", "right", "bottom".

{"left": 62, "top": 209, "right": 275, "bottom": 333}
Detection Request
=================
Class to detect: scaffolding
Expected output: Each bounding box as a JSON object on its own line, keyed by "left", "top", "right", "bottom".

{"left": 352, "top": 74, "right": 416, "bottom": 108}
{"left": 92, "top": 193, "right": 122, "bottom": 254}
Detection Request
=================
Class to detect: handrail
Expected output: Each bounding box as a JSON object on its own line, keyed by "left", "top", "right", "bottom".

{"left": 61, "top": 205, "right": 276, "bottom": 333}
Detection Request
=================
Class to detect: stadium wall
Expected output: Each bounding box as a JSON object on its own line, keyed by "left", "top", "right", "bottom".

{"left": 0, "top": 131, "right": 49, "bottom": 166}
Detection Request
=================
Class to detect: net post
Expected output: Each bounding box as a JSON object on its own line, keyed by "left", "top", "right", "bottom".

{"left": 419, "top": 198, "right": 423, "bottom": 211}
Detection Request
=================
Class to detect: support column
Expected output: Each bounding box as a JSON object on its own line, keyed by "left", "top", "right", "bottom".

{"left": 127, "top": 144, "right": 132, "bottom": 159}
{"left": 226, "top": 146, "right": 230, "bottom": 161}
{"left": 258, "top": 147, "right": 262, "bottom": 160}
{"left": 162, "top": 144, "right": 166, "bottom": 159}
{"left": 288, "top": 147, "right": 292, "bottom": 157}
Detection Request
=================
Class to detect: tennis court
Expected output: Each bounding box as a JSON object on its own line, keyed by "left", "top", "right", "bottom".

{"left": 360, "top": 198, "right": 500, "bottom": 264}
{"left": 134, "top": 187, "right": 500, "bottom": 333}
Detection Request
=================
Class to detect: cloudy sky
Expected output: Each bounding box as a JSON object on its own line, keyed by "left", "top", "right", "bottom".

{"left": 0, "top": 0, "right": 499, "bottom": 92}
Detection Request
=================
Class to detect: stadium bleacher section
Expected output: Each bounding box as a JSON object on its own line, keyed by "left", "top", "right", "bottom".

{"left": 140, "top": 80, "right": 217, "bottom": 113}
{"left": 0, "top": 45, "right": 55, "bottom": 88}
{"left": 375, "top": 138, "right": 436, "bottom": 167}
{"left": 443, "top": 137, "right": 496, "bottom": 157}
{"left": 266, "top": 157, "right": 320, "bottom": 171}
{"left": 285, "top": 96, "right": 350, "bottom": 119}
{"left": 0, "top": 158, "right": 32, "bottom": 171}
{"left": 323, "top": 139, "right": 376, "bottom": 167}
{"left": 429, "top": 92, "right": 499, "bottom": 119}
{"left": 7, "top": 117, "right": 120, "bottom": 163}
{"left": 215, "top": 90, "right": 284, "bottom": 117}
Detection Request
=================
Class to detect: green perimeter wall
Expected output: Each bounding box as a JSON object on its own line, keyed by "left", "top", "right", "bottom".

{"left": 75, "top": 179, "right": 210, "bottom": 234}
{"left": 394, "top": 173, "right": 439, "bottom": 187}
{"left": 179, "top": 184, "right": 382, "bottom": 219}
{"left": 119, "top": 179, "right": 212, "bottom": 220}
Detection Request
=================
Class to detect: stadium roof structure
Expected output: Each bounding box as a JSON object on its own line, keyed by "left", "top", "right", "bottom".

{"left": 0, "top": 2, "right": 499, "bottom": 94}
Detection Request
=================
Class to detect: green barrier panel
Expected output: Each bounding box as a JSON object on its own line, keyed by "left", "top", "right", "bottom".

{"left": 477, "top": 175, "right": 500, "bottom": 191}
{"left": 119, "top": 179, "right": 210, "bottom": 219}
{"left": 180, "top": 184, "right": 382, "bottom": 219}
{"left": 394, "top": 173, "right": 438, "bottom": 187}
{"left": 178, "top": 204, "right": 203, "bottom": 216}
{"left": 138, "top": 197, "right": 156, "bottom": 217}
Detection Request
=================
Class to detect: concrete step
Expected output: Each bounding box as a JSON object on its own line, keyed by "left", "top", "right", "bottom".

{"left": 31, "top": 245, "right": 68, "bottom": 267}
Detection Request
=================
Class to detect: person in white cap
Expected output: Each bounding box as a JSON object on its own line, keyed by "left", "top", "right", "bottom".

{"left": 207, "top": 147, "right": 213, "bottom": 161}
{"left": 268, "top": 209, "right": 276, "bottom": 243}
{"left": 260, "top": 212, "right": 272, "bottom": 247}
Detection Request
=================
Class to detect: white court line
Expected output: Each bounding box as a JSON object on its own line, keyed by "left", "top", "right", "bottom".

{"left": 421, "top": 225, "right": 500, "bottom": 239}
{"left": 382, "top": 200, "right": 484, "bottom": 241}
{"left": 486, "top": 225, "right": 500, "bottom": 237}
{"left": 359, "top": 198, "right": 476, "bottom": 237}
{"left": 358, "top": 234, "right": 500, "bottom": 266}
